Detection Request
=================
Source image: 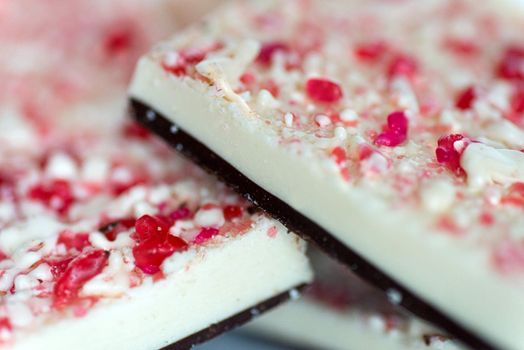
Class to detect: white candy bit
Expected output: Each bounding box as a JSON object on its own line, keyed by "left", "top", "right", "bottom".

{"left": 0, "top": 216, "right": 63, "bottom": 255}
{"left": 89, "top": 231, "right": 133, "bottom": 251}
{"left": 284, "top": 112, "right": 294, "bottom": 127}
{"left": 7, "top": 302, "right": 33, "bottom": 328}
{"left": 196, "top": 39, "right": 260, "bottom": 85}
{"left": 461, "top": 143, "right": 524, "bottom": 190}
{"left": 14, "top": 274, "right": 38, "bottom": 292}
{"left": 28, "top": 263, "right": 53, "bottom": 282}
{"left": 45, "top": 152, "right": 78, "bottom": 180}
{"left": 14, "top": 251, "right": 41, "bottom": 270}
{"left": 334, "top": 126, "right": 347, "bottom": 140}
{"left": 169, "top": 220, "right": 195, "bottom": 237}
{"left": 194, "top": 207, "right": 225, "bottom": 228}
{"left": 315, "top": 114, "right": 331, "bottom": 128}
{"left": 163, "top": 51, "right": 181, "bottom": 67}
{"left": 361, "top": 152, "right": 389, "bottom": 177}
{"left": 148, "top": 185, "right": 171, "bottom": 205}
{"left": 81, "top": 157, "right": 109, "bottom": 184}
{"left": 0, "top": 202, "right": 15, "bottom": 223}
{"left": 111, "top": 167, "right": 133, "bottom": 184}
{"left": 256, "top": 89, "right": 279, "bottom": 110}
{"left": 239, "top": 91, "right": 251, "bottom": 102}
{"left": 368, "top": 315, "right": 386, "bottom": 332}
{"left": 485, "top": 120, "right": 524, "bottom": 149}
{"left": 0, "top": 270, "right": 15, "bottom": 292}
{"left": 81, "top": 251, "right": 130, "bottom": 298}
{"left": 134, "top": 201, "right": 156, "bottom": 217}
{"left": 340, "top": 108, "right": 358, "bottom": 122}
{"left": 420, "top": 179, "right": 456, "bottom": 213}
{"left": 453, "top": 139, "right": 468, "bottom": 153}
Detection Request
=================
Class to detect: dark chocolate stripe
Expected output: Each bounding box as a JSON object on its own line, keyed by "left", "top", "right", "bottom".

{"left": 131, "top": 99, "right": 496, "bottom": 350}
{"left": 162, "top": 285, "right": 306, "bottom": 350}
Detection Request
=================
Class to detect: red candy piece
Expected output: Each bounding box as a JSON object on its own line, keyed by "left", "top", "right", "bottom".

{"left": 133, "top": 235, "right": 188, "bottom": 274}
{"left": 455, "top": 86, "right": 476, "bottom": 110}
{"left": 511, "top": 86, "right": 524, "bottom": 114}
{"left": 100, "top": 218, "right": 136, "bottom": 241}
{"left": 354, "top": 41, "right": 388, "bottom": 62}
{"left": 53, "top": 250, "right": 109, "bottom": 307}
{"left": 330, "top": 146, "right": 350, "bottom": 181}
{"left": 0, "top": 173, "right": 14, "bottom": 200}
{"left": 134, "top": 215, "right": 170, "bottom": 241}
{"left": 257, "top": 42, "right": 289, "bottom": 66}
{"left": 132, "top": 215, "right": 188, "bottom": 274}
{"left": 493, "top": 241, "right": 524, "bottom": 273}
{"left": 501, "top": 182, "right": 524, "bottom": 208}
{"left": 57, "top": 231, "right": 91, "bottom": 252}
{"left": 169, "top": 207, "right": 191, "bottom": 221}
{"left": 193, "top": 227, "right": 220, "bottom": 245}
{"left": 444, "top": 38, "right": 478, "bottom": 56}
{"left": 28, "top": 179, "right": 74, "bottom": 215}
{"left": 496, "top": 45, "right": 524, "bottom": 81}
{"left": 0, "top": 317, "right": 12, "bottom": 336}
{"left": 507, "top": 85, "right": 524, "bottom": 127}
{"left": 306, "top": 78, "right": 343, "bottom": 104}
{"left": 435, "top": 134, "right": 467, "bottom": 176}
{"left": 48, "top": 257, "right": 75, "bottom": 279}
{"left": 162, "top": 55, "right": 187, "bottom": 77}
{"left": 387, "top": 54, "right": 418, "bottom": 80}
{"left": 181, "top": 46, "right": 215, "bottom": 64}
{"left": 123, "top": 122, "right": 151, "bottom": 139}
{"left": 223, "top": 205, "right": 243, "bottom": 221}
{"left": 374, "top": 111, "right": 409, "bottom": 147}
{"left": 240, "top": 72, "right": 256, "bottom": 85}
{"left": 261, "top": 79, "right": 280, "bottom": 97}
{"left": 104, "top": 26, "right": 134, "bottom": 55}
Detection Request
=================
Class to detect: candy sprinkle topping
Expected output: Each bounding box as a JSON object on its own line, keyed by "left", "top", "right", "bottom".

{"left": 305, "top": 78, "right": 343, "bottom": 104}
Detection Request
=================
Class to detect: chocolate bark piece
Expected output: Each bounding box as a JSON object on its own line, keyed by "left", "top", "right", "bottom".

{"left": 130, "top": 100, "right": 492, "bottom": 350}
{"left": 128, "top": 1, "right": 524, "bottom": 349}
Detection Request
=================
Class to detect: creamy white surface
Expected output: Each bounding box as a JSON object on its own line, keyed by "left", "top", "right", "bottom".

{"left": 130, "top": 59, "right": 524, "bottom": 350}
{"left": 10, "top": 219, "right": 311, "bottom": 350}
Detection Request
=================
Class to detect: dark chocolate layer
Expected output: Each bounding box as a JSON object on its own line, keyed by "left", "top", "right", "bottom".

{"left": 131, "top": 99, "right": 495, "bottom": 350}
{"left": 162, "top": 285, "right": 306, "bottom": 350}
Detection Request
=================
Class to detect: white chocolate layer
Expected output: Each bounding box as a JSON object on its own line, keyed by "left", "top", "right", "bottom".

{"left": 130, "top": 58, "right": 524, "bottom": 350}
{"left": 10, "top": 219, "right": 311, "bottom": 350}
{"left": 129, "top": 1, "right": 524, "bottom": 348}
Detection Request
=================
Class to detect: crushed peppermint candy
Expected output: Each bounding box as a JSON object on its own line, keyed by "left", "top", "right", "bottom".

{"left": 146, "top": 0, "right": 524, "bottom": 280}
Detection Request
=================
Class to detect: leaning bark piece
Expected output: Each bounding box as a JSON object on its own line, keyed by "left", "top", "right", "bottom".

{"left": 130, "top": 1, "right": 524, "bottom": 349}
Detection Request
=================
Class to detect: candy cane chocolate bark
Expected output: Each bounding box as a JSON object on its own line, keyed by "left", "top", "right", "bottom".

{"left": 130, "top": 0, "right": 524, "bottom": 348}
{"left": 0, "top": 2, "right": 311, "bottom": 348}
{"left": 0, "top": 114, "right": 311, "bottom": 350}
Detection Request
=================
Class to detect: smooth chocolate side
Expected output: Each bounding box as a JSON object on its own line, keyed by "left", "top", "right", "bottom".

{"left": 163, "top": 286, "right": 307, "bottom": 350}
{"left": 131, "top": 99, "right": 495, "bottom": 350}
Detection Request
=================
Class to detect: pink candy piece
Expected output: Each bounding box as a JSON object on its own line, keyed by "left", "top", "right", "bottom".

{"left": 374, "top": 111, "right": 409, "bottom": 147}
{"left": 193, "top": 227, "right": 220, "bottom": 245}
{"left": 455, "top": 86, "right": 476, "bottom": 110}
{"left": 306, "top": 78, "right": 343, "bottom": 104}
{"left": 435, "top": 134, "right": 467, "bottom": 177}
{"left": 53, "top": 250, "right": 109, "bottom": 307}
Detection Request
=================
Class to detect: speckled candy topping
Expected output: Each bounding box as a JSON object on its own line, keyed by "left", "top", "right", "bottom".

{"left": 129, "top": 0, "right": 524, "bottom": 349}
{"left": 0, "top": 1, "right": 311, "bottom": 349}
{"left": 0, "top": 118, "right": 309, "bottom": 349}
